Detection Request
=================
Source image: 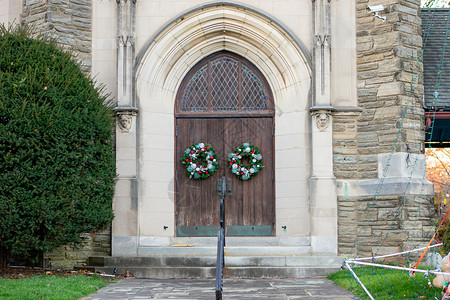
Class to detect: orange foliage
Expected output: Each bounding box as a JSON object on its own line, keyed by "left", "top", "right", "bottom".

{"left": 426, "top": 148, "right": 450, "bottom": 204}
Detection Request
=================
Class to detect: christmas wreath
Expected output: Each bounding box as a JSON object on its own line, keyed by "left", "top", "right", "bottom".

{"left": 228, "top": 143, "right": 263, "bottom": 180}
{"left": 181, "top": 143, "right": 219, "bottom": 179}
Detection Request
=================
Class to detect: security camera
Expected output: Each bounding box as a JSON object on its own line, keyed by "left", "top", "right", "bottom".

{"left": 368, "top": 5, "right": 386, "bottom": 21}
{"left": 368, "top": 5, "right": 384, "bottom": 12}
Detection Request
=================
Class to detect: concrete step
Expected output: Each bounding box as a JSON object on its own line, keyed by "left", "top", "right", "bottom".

{"left": 224, "top": 266, "right": 342, "bottom": 278}
{"left": 87, "top": 254, "right": 344, "bottom": 278}
{"left": 87, "top": 242, "right": 344, "bottom": 279}
{"left": 139, "top": 236, "right": 311, "bottom": 247}
{"left": 89, "top": 267, "right": 339, "bottom": 278}
{"left": 89, "top": 265, "right": 341, "bottom": 279}
{"left": 225, "top": 255, "right": 344, "bottom": 267}
{"left": 136, "top": 246, "right": 311, "bottom": 256}
{"left": 225, "top": 246, "right": 311, "bottom": 256}
{"left": 90, "top": 255, "right": 343, "bottom": 268}
{"left": 91, "top": 266, "right": 217, "bottom": 279}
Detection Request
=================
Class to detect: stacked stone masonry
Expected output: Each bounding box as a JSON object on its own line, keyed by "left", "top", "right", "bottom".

{"left": 335, "top": 0, "right": 434, "bottom": 257}
{"left": 45, "top": 228, "right": 111, "bottom": 269}
{"left": 22, "top": 0, "right": 92, "bottom": 71}
{"left": 355, "top": 0, "right": 425, "bottom": 159}
{"left": 333, "top": 0, "right": 426, "bottom": 180}
{"left": 333, "top": 112, "right": 361, "bottom": 179}
{"left": 338, "top": 195, "right": 434, "bottom": 259}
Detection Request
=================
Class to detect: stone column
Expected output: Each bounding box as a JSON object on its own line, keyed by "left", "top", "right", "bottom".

{"left": 112, "top": 0, "right": 138, "bottom": 256}
{"left": 310, "top": 108, "right": 337, "bottom": 255}
{"left": 310, "top": 0, "right": 337, "bottom": 255}
{"left": 336, "top": 0, "right": 434, "bottom": 257}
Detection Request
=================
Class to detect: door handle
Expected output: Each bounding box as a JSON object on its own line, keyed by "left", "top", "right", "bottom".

{"left": 218, "top": 178, "right": 223, "bottom": 196}
{"left": 218, "top": 176, "right": 227, "bottom": 197}
{"left": 218, "top": 177, "right": 229, "bottom": 196}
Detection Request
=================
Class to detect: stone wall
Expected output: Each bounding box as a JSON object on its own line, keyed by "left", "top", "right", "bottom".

{"left": 338, "top": 195, "right": 434, "bottom": 257}
{"left": 45, "top": 229, "right": 111, "bottom": 269}
{"left": 333, "top": 0, "right": 425, "bottom": 181}
{"left": 22, "top": 0, "right": 92, "bottom": 71}
{"left": 333, "top": 111, "right": 360, "bottom": 179}
{"left": 355, "top": 0, "right": 424, "bottom": 160}
{"left": 335, "top": 0, "right": 434, "bottom": 257}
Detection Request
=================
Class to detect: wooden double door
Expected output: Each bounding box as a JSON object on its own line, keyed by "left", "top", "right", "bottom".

{"left": 175, "top": 117, "right": 274, "bottom": 236}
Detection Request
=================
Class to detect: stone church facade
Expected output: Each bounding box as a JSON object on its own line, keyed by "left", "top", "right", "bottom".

{"left": 1, "top": 0, "right": 434, "bottom": 268}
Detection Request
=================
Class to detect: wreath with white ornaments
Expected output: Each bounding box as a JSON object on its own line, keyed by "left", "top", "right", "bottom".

{"left": 181, "top": 143, "right": 219, "bottom": 179}
{"left": 228, "top": 143, "right": 263, "bottom": 181}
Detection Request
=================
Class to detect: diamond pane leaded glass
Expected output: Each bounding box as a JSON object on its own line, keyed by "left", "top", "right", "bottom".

{"left": 178, "top": 53, "right": 272, "bottom": 114}
{"left": 181, "top": 64, "right": 208, "bottom": 112}
{"left": 242, "top": 64, "right": 268, "bottom": 111}
{"left": 210, "top": 57, "right": 239, "bottom": 111}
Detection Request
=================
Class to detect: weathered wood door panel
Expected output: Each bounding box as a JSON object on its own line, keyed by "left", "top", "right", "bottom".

{"left": 175, "top": 118, "right": 224, "bottom": 229}
{"left": 175, "top": 117, "right": 274, "bottom": 236}
{"left": 223, "top": 118, "right": 274, "bottom": 229}
{"left": 174, "top": 51, "right": 275, "bottom": 236}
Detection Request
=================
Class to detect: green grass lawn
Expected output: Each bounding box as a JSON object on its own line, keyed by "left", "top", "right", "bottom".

{"left": 328, "top": 265, "right": 442, "bottom": 299}
{"left": 0, "top": 274, "right": 112, "bottom": 300}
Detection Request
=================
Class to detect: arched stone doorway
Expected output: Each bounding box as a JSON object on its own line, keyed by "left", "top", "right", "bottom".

{"left": 174, "top": 51, "right": 275, "bottom": 237}
{"left": 117, "top": 3, "right": 318, "bottom": 257}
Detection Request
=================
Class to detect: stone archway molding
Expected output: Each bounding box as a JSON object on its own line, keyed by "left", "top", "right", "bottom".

{"left": 136, "top": 1, "right": 311, "bottom": 67}
{"left": 135, "top": 1, "right": 312, "bottom": 99}
{"left": 131, "top": 1, "right": 315, "bottom": 251}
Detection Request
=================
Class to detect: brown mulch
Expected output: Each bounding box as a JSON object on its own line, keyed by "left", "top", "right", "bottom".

{"left": 0, "top": 267, "right": 73, "bottom": 279}
{"left": 0, "top": 266, "right": 128, "bottom": 280}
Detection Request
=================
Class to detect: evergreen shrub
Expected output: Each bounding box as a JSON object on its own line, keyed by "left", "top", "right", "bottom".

{"left": 0, "top": 25, "right": 115, "bottom": 266}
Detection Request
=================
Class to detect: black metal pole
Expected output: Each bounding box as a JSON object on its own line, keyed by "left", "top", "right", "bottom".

{"left": 215, "top": 176, "right": 227, "bottom": 300}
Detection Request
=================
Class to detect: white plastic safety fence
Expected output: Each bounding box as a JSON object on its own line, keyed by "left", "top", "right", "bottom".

{"left": 344, "top": 243, "right": 448, "bottom": 300}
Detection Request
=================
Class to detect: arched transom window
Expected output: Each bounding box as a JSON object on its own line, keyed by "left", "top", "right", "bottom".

{"left": 176, "top": 52, "right": 274, "bottom": 116}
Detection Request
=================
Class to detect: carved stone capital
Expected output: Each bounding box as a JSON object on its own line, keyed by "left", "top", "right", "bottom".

{"left": 314, "top": 112, "right": 330, "bottom": 131}
{"left": 114, "top": 107, "right": 138, "bottom": 133}
{"left": 310, "top": 106, "right": 334, "bottom": 132}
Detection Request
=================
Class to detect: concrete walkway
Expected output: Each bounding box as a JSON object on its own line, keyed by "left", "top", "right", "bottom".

{"left": 82, "top": 277, "right": 358, "bottom": 299}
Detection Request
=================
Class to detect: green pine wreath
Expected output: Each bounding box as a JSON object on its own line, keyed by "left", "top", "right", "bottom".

{"left": 228, "top": 143, "right": 263, "bottom": 180}
{"left": 181, "top": 143, "right": 219, "bottom": 179}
